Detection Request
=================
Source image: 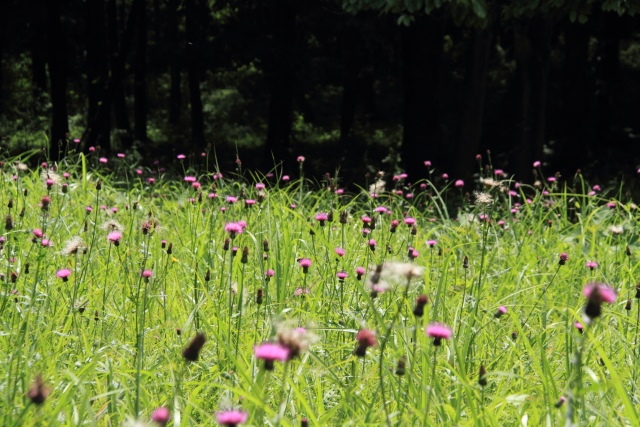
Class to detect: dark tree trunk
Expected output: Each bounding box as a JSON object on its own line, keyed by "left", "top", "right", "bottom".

{"left": 400, "top": 15, "right": 444, "bottom": 181}
{"left": 29, "top": 0, "right": 48, "bottom": 96}
{"left": 512, "top": 18, "right": 552, "bottom": 181}
{"left": 167, "top": 0, "right": 181, "bottom": 125}
{"left": 265, "top": 0, "right": 295, "bottom": 165}
{"left": 557, "top": 20, "right": 591, "bottom": 175}
{"left": 45, "top": 0, "right": 69, "bottom": 161}
{"left": 134, "top": 0, "right": 148, "bottom": 142}
{"left": 83, "top": 0, "right": 141, "bottom": 148}
{"left": 454, "top": 26, "right": 492, "bottom": 182}
{"left": 107, "top": 0, "right": 132, "bottom": 144}
{"left": 185, "top": 0, "right": 205, "bottom": 148}
{"left": 86, "top": 0, "right": 111, "bottom": 151}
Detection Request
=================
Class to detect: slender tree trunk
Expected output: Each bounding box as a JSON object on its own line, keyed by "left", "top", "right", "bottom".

{"left": 265, "top": 0, "right": 295, "bottom": 165}
{"left": 400, "top": 15, "right": 444, "bottom": 181}
{"left": 167, "top": 0, "right": 181, "bottom": 125}
{"left": 185, "top": 0, "right": 204, "bottom": 148}
{"left": 454, "top": 26, "right": 492, "bottom": 181}
{"left": 86, "top": 0, "right": 111, "bottom": 151}
{"left": 134, "top": 0, "right": 148, "bottom": 141}
{"left": 45, "top": 0, "right": 69, "bottom": 161}
{"left": 107, "top": 0, "right": 132, "bottom": 144}
{"left": 512, "top": 18, "right": 552, "bottom": 180}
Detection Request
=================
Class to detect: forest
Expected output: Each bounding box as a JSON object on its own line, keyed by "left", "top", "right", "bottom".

{"left": 0, "top": 0, "right": 639, "bottom": 184}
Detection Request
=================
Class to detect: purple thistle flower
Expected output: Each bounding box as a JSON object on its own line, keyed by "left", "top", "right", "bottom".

{"left": 56, "top": 269, "right": 71, "bottom": 282}
{"left": 426, "top": 323, "right": 452, "bottom": 346}
{"left": 225, "top": 222, "right": 243, "bottom": 238}
{"left": 254, "top": 342, "right": 290, "bottom": 370}
{"left": 151, "top": 407, "right": 170, "bottom": 425}
{"left": 107, "top": 231, "right": 122, "bottom": 246}
{"left": 356, "top": 266, "right": 366, "bottom": 280}
{"left": 216, "top": 410, "right": 248, "bottom": 426}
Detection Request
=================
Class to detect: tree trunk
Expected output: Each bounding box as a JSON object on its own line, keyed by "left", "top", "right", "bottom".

{"left": 454, "top": 26, "right": 492, "bottom": 182}
{"left": 45, "top": 0, "right": 69, "bottom": 161}
{"left": 400, "top": 15, "right": 444, "bottom": 181}
{"left": 185, "top": 0, "right": 205, "bottom": 148}
{"left": 557, "top": 20, "right": 591, "bottom": 175}
{"left": 512, "top": 18, "right": 552, "bottom": 180}
{"left": 107, "top": 0, "right": 132, "bottom": 144}
{"left": 134, "top": 0, "right": 148, "bottom": 142}
{"left": 265, "top": 0, "right": 295, "bottom": 165}
{"left": 86, "top": 0, "right": 111, "bottom": 151}
{"left": 167, "top": 0, "right": 181, "bottom": 125}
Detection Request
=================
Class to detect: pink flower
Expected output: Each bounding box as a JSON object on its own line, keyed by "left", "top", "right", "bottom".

{"left": 208, "top": 193, "right": 218, "bottom": 199}
{"left": 368, "top": 239, "right": 376, "bottom": 250}
{"left": 424, "top": 160, "right": 431, "bottom": 167}
{"left": 533, "top": 160, "right": 541, "bottom": 168}
{"left": 559, "top": 253, "right": 568, "bottom": 265}
{"left": 255, "top": 183, "right": 265, "bottom": 190}
{"left": 356, "top": 266, "right": 366, "bottom": 280}
{"left": 297, "top": 156, "right": 305, "bottom": 163}
{"left": 334, "top": 248, "right": 345, "bottom": 257}
{"left": 147, "top": 178, "right": 155, "bottom": 184}
{"left": 426, "top": 323, "right": 452, "bottom": 346}
{"left": 244, "top": 199, "right": 256, "bottom": 206}
{"left": 192, "top": 182, "right": 201, "bottom": 189}
{"left": 117, "top": 153, "right": 125, "bottom": 159}
{"left": 495, "top": 305, "right": 508, "bottom": 318}
{"left": 184, "top": 176, "right": 197, "bottom": 182}
{"left": 403, "top": 217, "right": 416, "bottom": 226}
{"left": 56, "top": 269, "right": 71, "bottom": 281}
{"left": 583, "top": 283, "right": 616, "bottom": 303}
{"left": 215, "top": 410, "right": 247, "bottom": 426}
{"left": 426, "top": 240, "right": 437, "bottom": 247}
{"left": 442, "top": 173, "right": 449, "bottom": 180}
{"left": 225, "top": 196, "right": 237, "bottom": 204}
{"left": 354, "top": 329, "right": 376, "bottom": 357}
{"left": 265, "top": 269, "right": 275, "bottom": 278}
{"left": 224, "top": 222, "right": 243, "bottom": 238}
{"left": 107, "top": 231, "right": 122, "bottom": 245}
{"left": 585, "top": 261, "right": 598, "bottom": 270}
{"left": 282, "top": 175, "right": 290, "bottom": 182}
{"left": 33, "top": 229, "right": 43, "bottom": 238}
{"left": 151, "top": 407, "right": 170, "bottom": 425}
{"left": 337, "top": 271, "right": 348, "bottom": 281}
{"left": 41, "top": 239, "right": 52, "bottom": 247}
{"left": 374, "top": 206, "right": 388, "bottom": 214}
{"left": 254, "top": 342, "right": 290, "bottom": 370}
{"left": 455, "top": 179, "right": 464, "bottom": 187}
{"left": 294, "top": 288, "right": 309, "bottom": 296}
{"left": 299, "top": 258, "right": 312, "bottom": 273}
{"left": 99, "top": 157, "right": 108, "bottom": 164}
{"left": 315, "top": 213, "right": 328, "bottom": 224}
{"left": 547, "top": 177, "right": 556, "bottom": 182}
{"left": 177, "top": 154, "right": 186, "bottom": 159}
{"left": 141, "top": 270, "right": 153, "bottom": 278}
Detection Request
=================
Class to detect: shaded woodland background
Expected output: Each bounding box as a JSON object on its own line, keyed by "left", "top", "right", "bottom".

{"left": 0, "top": 0, "right": 639, "bottom": 184}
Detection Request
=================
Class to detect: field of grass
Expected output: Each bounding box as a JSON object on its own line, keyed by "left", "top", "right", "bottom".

{"left": 1, "top": 150, "right": 639, "bottom": 426}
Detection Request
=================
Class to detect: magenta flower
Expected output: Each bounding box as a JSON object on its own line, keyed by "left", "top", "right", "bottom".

{"left": 151, "top": 407, "right": 170, "bottom": 425}
{"left": 361, "top": 215, "right": 372, "bottom": 225}
{"left": 254, "top": 342, "right": 290, "bottom": 370}
{"left": 225, "top": 196, "right": 237, "bottom": 204}
{"left": 495, "top": 305, "right": 508, "bottom": 318}
{"left": 533, "top": 160, "right": 541, "bottom": 168}
{"left": 426, "top": 323, "right": 452, "bottom": 346}
{"left": 337, "top": 271, "right": 348, "bottom": 281}
{"left": 354, "top": 329, "right": 376, "bottom": 357}
{"left": 177, "top": 154, "right": 186, "bottom": 160}
{"left": 454, "top": 179, "right": 464, "bottom": 187}
{"left": 265, "top": 269, "right": 275, "bottom": 280}
{"left": 559, "top": 253, "right": 568, "bottom": 265}
{"left": 107, "top": 231, "right": 122, "bottom": 246}
{"left": 141, "top": 270, "right": 153, "bottom": 279}
{"left": 299, "top": 258, "right": 312, "bottom": 273}
{"left": 403, "top": 217, "right": 416, "bottom": 226}
{"left": 424, "top": 160, "right": 432, "bottom": 167}
{"left": 56, "top": 269, "right": 71, "bottom": 282}
{"left": 426, "top": 240, "right": 437, "bottom": 247}
{"left": 315, "top": 213, "right": 328, "bottom": 225}
{"left": 282, "top": 175, "right": 290, "bottom": 182}
{"left": 33, "top": 229, "right": 43, "bottom": 238}
{"left": 368, "top": 239, "right": 376, "bottom": 251}
{"left": 225, "top": 222, "right": 243, "bottom": 238}
{"left": 585, "top": 261, "right": 598, "bottom": 270}
{"left": 99, "top": 157, "right": 108, "bottom": 164}
{"left": 583, "top": 282, "right": 617, "bottom": 321}
{"left": 374, "top": 206, "right": 388, "bottom": 214}
{"left": 297, "top": 156, "right": 305, "bottom": 163}
{"left": 574, "top": 321, "right": 584, "bottom": 333}
{"left": 255, "top": 183, "right": 265, "bottom": 190}
{"left": 442, "top": 173, "right": 449, "bottom": 179}
{"left": 216, "top": 410, "right": 248, "bottom": 426}
{"left": 356, "top": 266, "right": 366, "bottom": 280}
{"left": 334, "top": 248, "right": 345, "bottom": 257}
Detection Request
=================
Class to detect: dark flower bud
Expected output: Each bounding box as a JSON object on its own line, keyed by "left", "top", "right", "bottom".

{"left": 559, "top": 253, "right": 568, "bottom": 266}
{"left": 627, "top": 246, "right": 632, "bottom": 257}
{"left": 5, "top": 215, "right": 13, "bottom": 230}
{"left": 339, "top": 210, "right": 348, "bottom": 224}
{"left": 478, "top": 365, "right": 487, "bottom": 387}
{"left": 94, "top": 310, "right": 100, "bottom": 321}
{"left": 167, "top": 243, "right": 173, "bottom": 255}
{"left": 309, "top": 228, "right": 315, "bottom": 236}
{"left": 27, "top": 375, "right": 48, "bottom": 405}
{"left": 96, "top": 180, "right": 102, "bottom": 190}
{"left": 301, "top": 418, "right": 309, "bottom": 427}
{"left": 7, "top": 198, "right": 13, "bottom": 208}
{"left": 176, "top": 328, "right": 182, "bottom": 336}
{"left": 182, "top": 332, "right": 206, "bottom": 362}
{"left": 256, "top": 288, "right": 263, "bottom": 305}
{"left": 23, "top": 188, "right": 28, "bottom": 197}
{"left": 411, "top": 224, "right": 417, "bottom": 235}
{"left": 636, "top": 283, "right": 640, "bottom": 299}
{"left": 84, "top": 220, "right": 88, "bottom": 232}
{"left": 626, "top": 299, "right": 632, "bottom": 311}
{"left": 554, "top": 396, "right": 566, "bottom": 408}
{"left": 395, "top": 355, "right": 407, "bottom": 376}
{"left": 463, "top": 256, "right": 469, "bottom": 269}
{"left": 19, "top": 207, "right": 25, "bottom": 218}
{"left": 413, "top": 295, "right": 428, "bottom": 317}
{"left": 62, "top": 183, "right": 68, "bottom": 194}
{"left": 241, "top": 246, "right": 249, "bottom": 263}
{"left": 327, "top": 211, "right": 334, "bottom": 222}
{"left": 204, "top": 269, "right": 210, "bottom": 282}
{"left": 369, "top": 216, "right": 376, "bottom": 230}
{"left": 263, "top": 239, "right": 269, "bottom": 252}
{"left": 511, "top": 331, "right": 517, "bottom": 341}
{"left": 10, "top": 272, "right": 17, "bottom": 283}
{"left": 24, "top": 263, "right": 30, "bottom": 274}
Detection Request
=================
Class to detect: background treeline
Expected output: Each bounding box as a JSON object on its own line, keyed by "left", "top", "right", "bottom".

{"left": 0, "top": 0, "right": 639, "bottom": 183}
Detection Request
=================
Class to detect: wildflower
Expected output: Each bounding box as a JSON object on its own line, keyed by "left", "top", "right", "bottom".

{"left": 33, "top": 228, "right": 44, "bottom": 239}
{"left": 184, "top": 176, "right": 197, "bottom": 183}
{"left": 297, "top": 156, "right": 305, "bottom": 163}
{"left": 107, "top": 231, "right": 122, "bottom": 246}
{"left": 424, "top": 160, "right": 432, "bottom": 167}
{"left": 369, "top": 180, "right": 386, "bottom": 194}
{"left": 315, "top": 213, "right": 328, "bottom": 226}
{"left": 426, "top": 240, "right": 437, "bottom": 248}
{"left": 282, "top": 175, "right": 290, "bottom": 182}
{"left": 256, "top": 183, "right": 265, "bottom": 190}
{"left": 426, "top": 323, "right": 452, "bottom": 346}
{"left": 335, "top": 247, "right": 345, "bottom": 257}
{"left": 225, "top": 222, "right": 243, "bottom": 238}
{"left": 182, "top": 332, "right": 206, "bottom": 362}
{"left": 408, "top": 247, "right": 419, "bottom": 259}
{"left": 494, "top": 305, "right": 507, "bottom": 318}
{"left": 241, "top": 246, "right": 249, "bottom": 263}
{"left": 256, "top": 288, "right": 263, "bottom": 305}
{"left": 574, "top": 322, "right": 584, "bottom": 333}
{"left": 244, "top": 199, "right": 256, "bottom": 208}
{"left": 442, "top": 173, "right": 449, "bottom": 179}
{"left": 294, "top": 288, "right": 309, "bottom": 296}
{"left": 395, "top": 355, "right": 407, "bottom": 376}
{"left": 559, "top": 253, "right": 568, "bottom": 266}
{"left": 585, "top": 261, "right": 598, "bottom": 270}
{"left": 478, "top": 365, "right": 488, "bottom": 387}
{"left": 58, "top": 237, "right": 84, "bottom": 256}
{"left": 254, "top": 342, "right": 290, "bottom": 370}
{"left": 413, "top": 295, "right": 428, "bottom": 317}
{"left": 354, "top": 329, "right": 376, "bottom": 357}
{"left": 368, "top": 239, "right": 376, "bottom": 251}
{"left": 216, "top": 410, "right": 248, "bottom": 426}
{"left": 40, "top": 196, "right": 52, "bottom": 211}
{"left": 56, "top": 269, "right": 72, "bottom": 282}
{"left": 299, "top": 258, "right": 312, "bottom": 273}
{"left": 226, "top": 196, "right": 237, "bottom": 204}
{"left": 403, "top": 217, "right": 416, "bottom": 226}
{"left": 390, "top": 219, "right": 399, "bottom": 233}
{"left": 27, "top": 375, "right": 48, "bottom": 405}
{"left": 355, "top": 267, "right": 365, "bottom": 280}
{"left": 177, "top": 154, "right": 186, "bottom": 160}
{"left": 151, "top": 407, "right": 170, "bottom": 425}
{"left": 337, "top": 271, "right": 348, "bottom": 282}
{"left": 635, "top": 283, "right": 640, "bottom": 299}
{"left": 141, "top": 270, "right": 153, "bottom": 280}
{"left": 583, "top": 283, "right": 617, "bottom": 321}
{"left": 383, "top": 261, "right": 425, "bottom": 281}
{"left": 265, "top": 269, "right": 275, "bottom": 280}
{"left": 554, "top": 396, "right": 566, "bottom": 408}
{"left": 277, "top": 326, "right": 314, "bottom": 359}
{"left": 101, "top": 219, "right": 124, "bottom": 232}
{"left": 455, "top": 180, "right": 464, "bottom": 188}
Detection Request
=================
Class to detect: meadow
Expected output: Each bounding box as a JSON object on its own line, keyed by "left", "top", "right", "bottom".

{"left": 1, "top": 150, "right": 638, "bottom": 426}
